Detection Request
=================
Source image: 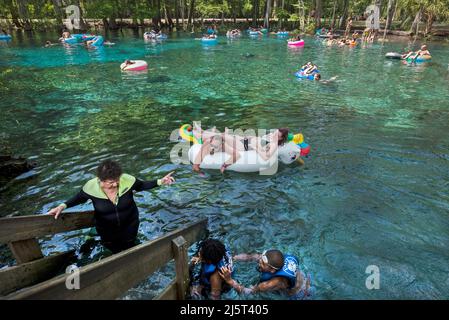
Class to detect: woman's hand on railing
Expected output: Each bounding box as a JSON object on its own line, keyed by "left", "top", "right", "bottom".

{"left": 47, "top": 205, "right": 65, "bottom": 220}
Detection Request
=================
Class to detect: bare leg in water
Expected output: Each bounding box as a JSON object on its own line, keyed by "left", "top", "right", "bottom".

{"left": 192, "top": 125, "right": 240, "bottom": 173}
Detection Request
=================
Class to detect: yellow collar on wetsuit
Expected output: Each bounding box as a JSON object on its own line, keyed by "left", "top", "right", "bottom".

{"left": 82, "top": 174, "right": 136, "bottom": 199}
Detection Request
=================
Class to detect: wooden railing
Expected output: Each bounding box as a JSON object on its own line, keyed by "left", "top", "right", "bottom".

{"left": 0, "top": 212, "right": 208, "bottom": 299}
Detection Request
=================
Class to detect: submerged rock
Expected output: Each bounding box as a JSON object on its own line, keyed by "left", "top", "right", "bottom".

{"left": 147, "top": 75, "right": 171, "bottom": 83}
{"left": 0, "top": 148, "right": 36, "bottom": 184}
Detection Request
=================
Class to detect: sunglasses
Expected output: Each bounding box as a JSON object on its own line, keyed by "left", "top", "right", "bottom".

{"left": 261, "top": 250, "right": 281, "bottom": 270}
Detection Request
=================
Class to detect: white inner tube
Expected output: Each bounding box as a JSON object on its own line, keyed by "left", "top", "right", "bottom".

{"left": 120, "top": 60, "right": 148, "bottom": 71}
{"left": 188, "top": 142, "right": 300, "bottom": 173}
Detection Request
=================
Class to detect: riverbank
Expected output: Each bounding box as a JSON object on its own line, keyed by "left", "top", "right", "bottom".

{"left": 1, "top": 18, "right": 448, "bottom": 41}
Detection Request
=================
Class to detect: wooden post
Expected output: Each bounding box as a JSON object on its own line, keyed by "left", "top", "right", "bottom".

{"left": 172, "top": 236, "right": 189, "bottom": 300}
{"left": 8, "top": 238, "right": 43, "bottom": 264}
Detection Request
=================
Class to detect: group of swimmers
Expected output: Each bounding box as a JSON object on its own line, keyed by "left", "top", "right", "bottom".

{"left": 324, "top": 32, "right": 358, "bottom": 47}
{"left": 55, "top": 30, "right": 113, "bottom": 47}
{"left": 361, "top": 28, "right": 377, "bottom": 43}
{"left": 189, "top": 238, "right": 313, "bottom": 300}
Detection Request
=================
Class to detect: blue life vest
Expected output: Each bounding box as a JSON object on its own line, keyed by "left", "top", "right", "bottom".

{"left": 200, "top": 249, "right": 233, "bottom": 288}
{"left": 260, "top": 254, "right": 299, "bottom": 289}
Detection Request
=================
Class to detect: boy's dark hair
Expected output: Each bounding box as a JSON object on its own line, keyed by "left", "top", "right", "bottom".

{"left": 266, "top": 249, "right": 285, "bottom": 269}
{"left": 96, "top": 159, "right": 122, "bottom": 181}
{"left": 278, "top": 128, "right": 289, "bottom": 145}
{"left": 199, "top": 239, "right": 226, "bottom": 265}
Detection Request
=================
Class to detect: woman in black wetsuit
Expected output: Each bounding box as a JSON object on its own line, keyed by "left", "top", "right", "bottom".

{"left": 47, "top": 159, "right": 175, "bottom": 253}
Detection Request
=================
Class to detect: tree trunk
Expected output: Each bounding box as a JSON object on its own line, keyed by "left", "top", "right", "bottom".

{"left": 339, "top": 0, "right": 349, "bottom": 29}
{"left": 385, "top": 0, "right": 396, "bottom": 30}
{"left": 157, "top": 0, "right": 162, "bottom": 27}
{"left": 51, "top": 0, "right": 65, "bottom": 25}
{"left": 102, "top": 18, "right": 109, "bottom": 30}
{"left": 330, "top": 0, "right": 337, "bottom": 29}
{"left": 425, "top": 12, "right": 434, "bottom": 35}
{"left": 164, "top": 4, "right": 171, "bottom": 30}
{"left": 175, "top": 0, "right": 179, "bottom": 28}
{"left": 187, "top": 0, "right": 195, "bottom": 29}
{"left": 382, "top": 0, "right": 393, "bottom": 41}
{"left": 410, "top": 8, "right": 422, "bottom": 34}
{"left": 279, "top": 0, "right": 284, "bottom": 28}
{"left": 315, "top": 0, "right": 322, "bottom": 28}
{"left": 264, "top": 0, "right": 271, "bottom": 28}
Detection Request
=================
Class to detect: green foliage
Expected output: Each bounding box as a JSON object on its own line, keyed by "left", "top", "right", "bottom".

{"left": 197, "top": 0, "right": 230, "bottom": 18}
{"left": 0, "top": 0, "right": 448, "bottom": 31}
{"left": 242, "top": 0, "right": 253, "bottom": 16}
{"left": 305, "top": 19, "right": 316, "bottom": 34}
{"left": 275, "top": 8, "right": 290, "bottom": 21}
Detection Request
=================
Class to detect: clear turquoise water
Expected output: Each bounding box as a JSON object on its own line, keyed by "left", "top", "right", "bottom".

{"left": 1, "top": 30, "right": 449, "bottom": 299}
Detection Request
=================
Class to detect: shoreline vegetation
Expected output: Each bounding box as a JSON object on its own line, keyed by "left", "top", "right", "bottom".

{"left": 0, "top": 0, "right": 448, "bottom": 40}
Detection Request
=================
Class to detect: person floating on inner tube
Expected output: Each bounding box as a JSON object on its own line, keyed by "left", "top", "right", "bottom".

{"left": 301, "top": 62, "right": 318, "bottom": 75}
{"left": 401, "top": 50, "right": 414, "bottom": 60}
{"left": 189, "top": 239, "right": 234, "bottom": 300}
{"left": 61, "top": 29, "right": 71, "bottom": 39}
{"left": 121, "top": 59, "right": 135, "bottom": 70}
{"left": 218, "top": 249, "right": 314, "bottom": 300}
{"left": 409, "top": 44, "right": 431, "bottom": 61}
{"left": 289, "top": 34, "right": 302, "bottom": 42}
{"left": 191, "top": 124, "right": 290, "bottom": 173}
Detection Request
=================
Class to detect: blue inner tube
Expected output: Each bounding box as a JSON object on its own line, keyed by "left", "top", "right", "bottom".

{"left": 406, "top": 56, "right": 431, "bottom": 63}
{"left": 249, "top": 31, "right": 260, "bottom": 36}
{"left": 201, "top": 37, "right": 217, "bottom": 44}
{"left": 295, "top": 69, "right": 320, "bottom": 80}
{"left": 277, "top": 32, "right": 289, "bottom": 36}
{"left": 90, "top": 36, "right": 104, "bottom": 47}
{"left": 81, "top": 34, "right": 96, "bottom": 41}
{"left": 207, "top": 29, "right": 215, "bottom": 34}
{"left": 63, "top": 37, "right": 79, "bottom": 44}
{"left": 0, "top": 34, "right": 12, "bottom": 40}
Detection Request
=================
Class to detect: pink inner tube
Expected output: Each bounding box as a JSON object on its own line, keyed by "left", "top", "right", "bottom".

{"left": 287, "top": 40, "right": 305, "bottom": 47}
{"left": 120, "top": 60, "right": 148, "bottom": 71}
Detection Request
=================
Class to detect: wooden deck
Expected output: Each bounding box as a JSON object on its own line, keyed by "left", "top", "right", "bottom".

{"left": 0, "top": 212, "right": 207, "bottom": 299}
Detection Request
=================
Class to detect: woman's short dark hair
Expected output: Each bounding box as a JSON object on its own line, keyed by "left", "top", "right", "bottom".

{"left": 199, "top": 239, "right": 226, "bottom": 265}
{"left": 96, "top": 159, "right": 122, "bottom": 181}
